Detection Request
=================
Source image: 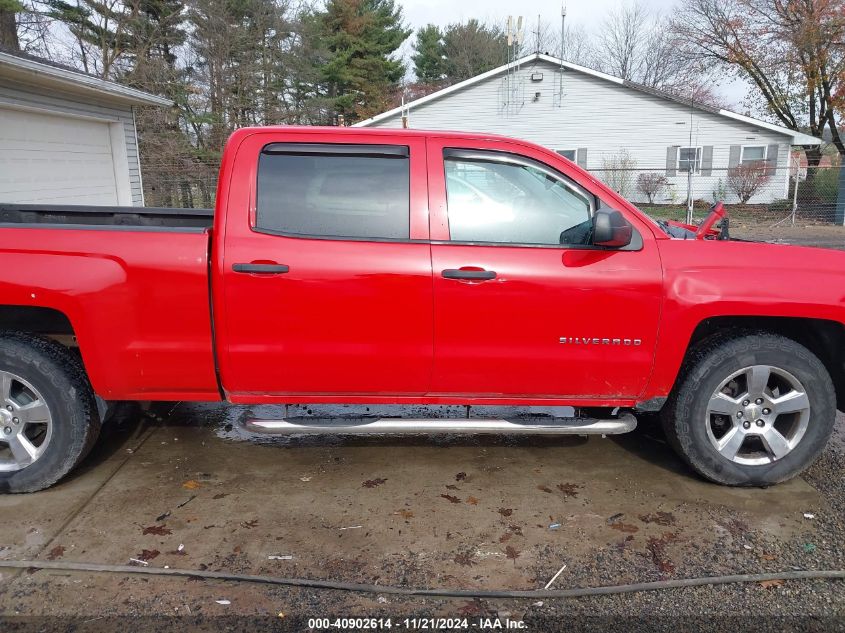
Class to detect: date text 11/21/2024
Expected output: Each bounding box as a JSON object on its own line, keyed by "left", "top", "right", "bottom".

{"left": 307, "top": 617, "right": 527, "bottom": 629}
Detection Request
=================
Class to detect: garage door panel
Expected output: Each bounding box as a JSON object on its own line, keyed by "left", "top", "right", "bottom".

{"left": 0, "top": 107, "right": 120, "bottom": 205}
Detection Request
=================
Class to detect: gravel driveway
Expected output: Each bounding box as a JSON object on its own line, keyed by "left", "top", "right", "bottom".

{"left": 0, "top": 401, "right": 842, "bottom": 632}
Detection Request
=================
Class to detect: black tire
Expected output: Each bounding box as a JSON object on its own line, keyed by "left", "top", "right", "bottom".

{"left": 662, "top": 332, "right": 836, "bottom": 486}
{"left": 0, "top": 332, "right": 101, "bottom": 493}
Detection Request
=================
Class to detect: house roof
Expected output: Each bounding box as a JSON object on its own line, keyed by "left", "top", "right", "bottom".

{"left": 355, "top": 53, "right": 821, "bottom": 146}
{"left": 0, "top": 48, "right": 172, "bottom": 108}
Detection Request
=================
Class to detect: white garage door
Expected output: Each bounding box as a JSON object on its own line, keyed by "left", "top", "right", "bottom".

{"left": 0, "top": 106, "right": 123, "bottom": 205}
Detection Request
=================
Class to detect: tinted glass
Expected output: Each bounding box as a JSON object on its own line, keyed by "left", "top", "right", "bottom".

{"left": 257, "top": 149, "right": 410, "bottom": 239}
{"left": 444, "top": 155, "right": 592, "bottom": 245}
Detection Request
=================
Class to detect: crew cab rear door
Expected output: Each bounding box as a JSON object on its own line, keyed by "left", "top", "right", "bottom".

{"left": 426, "top": 136, "right": 663, "bottom": 399}
{"left": 217, "top": 131, "right": 432, "bottom": 397}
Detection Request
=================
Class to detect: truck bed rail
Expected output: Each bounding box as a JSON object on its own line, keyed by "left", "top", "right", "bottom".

{"left": 0, "top": 204, "right": 214, "bottom": 229}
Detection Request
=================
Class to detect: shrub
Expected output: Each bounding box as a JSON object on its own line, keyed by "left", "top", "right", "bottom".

{"left": 601, "top": 149, "right": 638, "bottom": 198}
{"left": 812, "top": 167, "right": 839, "bottom": 201}
{"left": 711, "top": 178, "right": 727, "bottom": 203}
{"left": 727, "top": 162, "right": 771, "bottom": 204}
{"left": 636, "top": 173, "right": 668, "bottom": 203}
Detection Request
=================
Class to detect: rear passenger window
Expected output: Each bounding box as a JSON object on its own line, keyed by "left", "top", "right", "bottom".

{"left": 256, "top": 144, "right": 410, "bottom": 240}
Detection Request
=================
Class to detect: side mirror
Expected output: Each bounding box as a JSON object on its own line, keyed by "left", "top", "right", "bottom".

{"left": 593, "top": 209, "right": 633, "bottom": 248}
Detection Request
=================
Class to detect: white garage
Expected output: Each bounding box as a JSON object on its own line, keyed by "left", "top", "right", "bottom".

{"left": 0, "top": 49, "right": 170, "bottom": 206}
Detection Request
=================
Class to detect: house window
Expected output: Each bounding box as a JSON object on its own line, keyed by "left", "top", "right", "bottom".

{"left": 741, "top": 145, "right": 766, "bottom": 164}
{"left": 678, "top": 147, "right": 703, "bottom": 173}
{"left": 556, "top": 149, "right": 577, "bottom": 161}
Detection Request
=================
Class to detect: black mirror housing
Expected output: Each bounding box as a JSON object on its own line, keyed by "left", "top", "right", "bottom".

{"left": 593, "top": 209, "right": 633, "bottom": 248}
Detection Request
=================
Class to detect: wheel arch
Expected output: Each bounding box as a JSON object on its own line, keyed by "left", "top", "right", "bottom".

{"left": 686, "top": 316, "right": 845, "bottom": 411}
{"left": 0, "top": 305, "right": 76, "bottom": 340}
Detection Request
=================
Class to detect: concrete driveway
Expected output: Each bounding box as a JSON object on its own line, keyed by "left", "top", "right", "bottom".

{"left": 0, "top": 402, "right": 843, "bottom": 631}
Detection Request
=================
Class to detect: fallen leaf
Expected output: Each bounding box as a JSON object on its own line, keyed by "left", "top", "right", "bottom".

{"left": 362, "top": 478, "right": 387, "bottom": 488}
{"left": 457, "top": 600, "right": 485, "bottom": 616}
{"left": 155, "top": 510, "right": 172, "bottom": 522}
{"left": 760, "top": 553, "right": 777, "bottom": 561}
{"left": 610, "top": 522, "right": 639, "bottom": 534}
{"left": 182, "top": 480, "right": 201, "bottom": 490}
{"left": 505, "top": 545, "right": 520, "bottom": 563}
{"left": 455, "top": 472, "right": 467, "bottom": 481}
{"left": 137, "top": 549, "right": 160, "bottom": 562}
{"left": 395, "top": 509, "right": 414, "bottom": 519}
{"left": 453, "top": 552, "right": 476, "bottom": 567}
{"left": 556, "top": 483, "right": 581, "bottom": 498}
{"left": 213, "top": 493, "right": 228, "bottom": 500}
{"left": 142, "top": 525, "right": 172, "bottom": 536}
{"left": 759, "top": 579, "right": 784, "bottom": 589}
{"left": 639, "top": 512, "right": 676, "bottom": 526}
{"left": 498, "top": 507, "right": 513, "bottom": 517}
{"left": 607, "top": 512, "right": 624, "bottom": 524}
{"left": 441, "top": 494, "right": 461, "bottom": 504}
{"left": 466, "top": 496, "right": 479, "bottom": 505}
{"left": 537, "top": 485, "right": 553, "bottom": 493}
{"left": 46, "top": 546, "right": 65, "bottom": 561}
{"left": 499, "top": 532, "right": 512, "bottom": 543}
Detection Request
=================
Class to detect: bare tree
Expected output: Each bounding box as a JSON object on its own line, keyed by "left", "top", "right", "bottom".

{"left": 601, "top": 149, "right": 639, "bottom": 197}
{"left": 595, "top": 1, "right": 649, "bottom": 81}
{"left": 672, "top": 0, "right": 845, "bottom": 163}
{"left": 727, "top": 161, "right": 771, "bottom": 203}
{"left": 636, "top": 172, "right": 669, "bottom": 204}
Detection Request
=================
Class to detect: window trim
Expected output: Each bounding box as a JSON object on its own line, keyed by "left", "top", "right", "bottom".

{"left": 740, "top": 145, "right": 767, "bottom": 164}
{"left": 253, "top": 142, "right": 413, "bottom": 243}
{"left": 555, "top": 148, "right": 578, "bottom": 161}
{"left": 439, "top": 148, "right": 640, "bottom": 250}
{"left": 677, "top": 146, "right": 703, "bottom": 174}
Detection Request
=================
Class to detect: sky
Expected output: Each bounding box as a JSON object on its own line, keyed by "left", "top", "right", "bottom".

{"left": 399, "top": 0, "right": 678, "bottom": 32}
{"left": 397, "top": 0, "right": 750, "bottom": 108}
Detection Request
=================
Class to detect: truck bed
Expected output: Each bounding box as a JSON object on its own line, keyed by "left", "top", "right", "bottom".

{"left": 0, "top": 203, "right": 213, "bottom": 229}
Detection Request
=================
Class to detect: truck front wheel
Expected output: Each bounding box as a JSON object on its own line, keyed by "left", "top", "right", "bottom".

{"left": 0, "top": 333, "right": 101, "bottom": 493}
{"left": 662, "top": 332, "right": 836, "bottom": 486}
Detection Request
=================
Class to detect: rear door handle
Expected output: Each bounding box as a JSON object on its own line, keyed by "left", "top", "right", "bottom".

{"left": 441, "top": 268, "right": 497, "bottom": 281}
{"left": 233, "top": 263, "right": 290, "bottom": 274}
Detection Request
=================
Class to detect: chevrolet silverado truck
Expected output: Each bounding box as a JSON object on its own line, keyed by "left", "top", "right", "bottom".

{"left": 0, "top": 127, "right": 842, "bottom": 493}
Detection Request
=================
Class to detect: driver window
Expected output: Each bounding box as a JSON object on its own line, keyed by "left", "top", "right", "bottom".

{"left": 444, "top": 152, "right": 593, "bottom": 245}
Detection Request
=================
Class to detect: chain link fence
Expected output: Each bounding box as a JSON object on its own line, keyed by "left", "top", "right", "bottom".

{"left": 590, "top": 163, "right": 843, "bottom": 227}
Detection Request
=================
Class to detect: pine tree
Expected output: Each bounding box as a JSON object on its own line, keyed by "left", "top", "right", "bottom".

{"left": 317, "top": 0, "right": 410, "bottom": 122}
{"left": 0, "top": 0, "right": 22, "bottom": 49}
{"left": 442, "top": 19, "right": 507, "bottom": 83}
{"left": 412, "top": 24, "right": 444, "bottom": 83}
{"left": 42, "top": 0, "right": 134, "bottom": 76}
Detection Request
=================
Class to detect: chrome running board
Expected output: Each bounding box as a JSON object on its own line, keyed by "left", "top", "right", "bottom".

{"left": 243, "top": 413, "right": 637, "bottom": 436}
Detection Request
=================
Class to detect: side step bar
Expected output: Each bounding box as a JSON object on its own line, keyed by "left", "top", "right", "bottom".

{"left": 243, "top": 413, "right": 637, "bottom": 436}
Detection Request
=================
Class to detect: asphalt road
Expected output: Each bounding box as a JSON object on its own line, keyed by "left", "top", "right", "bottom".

{"left": 0, "top": 402, "right": 842, "bottom": 632}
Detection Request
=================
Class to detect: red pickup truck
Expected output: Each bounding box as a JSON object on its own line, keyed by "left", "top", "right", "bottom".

{"left": 0, "top": 126, "right": 842, "bottom": 492}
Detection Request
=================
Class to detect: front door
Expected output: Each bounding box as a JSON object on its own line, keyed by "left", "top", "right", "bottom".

{"left": 427, "top": 138, "right": 663, "bottom": 399}
{"left": 219, "top": 134, "right": 432, "bottom": 397}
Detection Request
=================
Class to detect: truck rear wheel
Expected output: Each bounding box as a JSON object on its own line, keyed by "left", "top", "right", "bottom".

{"left": 662, "top": 332, "right": 836, "bottom": 486}
{"left": 0, "top": 333, "right": 100, "bottom": 493}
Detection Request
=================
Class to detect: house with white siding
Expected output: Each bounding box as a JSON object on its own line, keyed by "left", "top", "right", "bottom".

{"left": 0, "top": 48, "right": 171, "bottom": 206}
{"left": 356, "top": 53, "right": 820, "bottom": 205}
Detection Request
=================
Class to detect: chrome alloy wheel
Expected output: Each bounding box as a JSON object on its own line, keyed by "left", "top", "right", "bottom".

{"left": 705, "top": 365, "right": 810, "bottom": 466}
{"left": 0, "top": 370, "right": 53, "bottom": 472}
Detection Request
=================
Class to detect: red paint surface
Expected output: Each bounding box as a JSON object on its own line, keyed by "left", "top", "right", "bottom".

{"left": 3, "top": 126, "right": 844, "bottom": 406}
